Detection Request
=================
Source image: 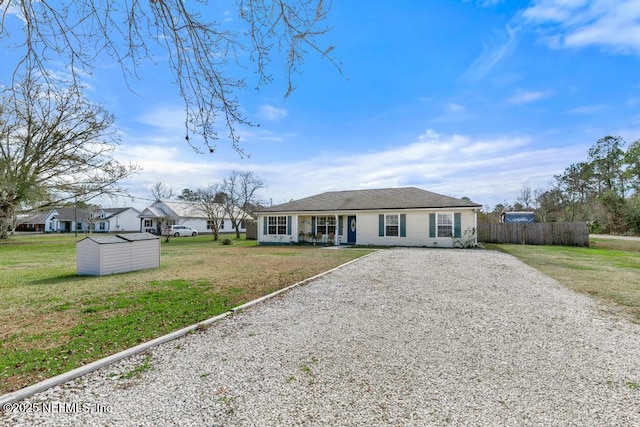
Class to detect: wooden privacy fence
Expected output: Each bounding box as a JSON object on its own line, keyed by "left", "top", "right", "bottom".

{"left": 478, "top": 222, "right": 589, "bottom": 246}
{"left": 245, "top": 221, "right": 257, "bottom": 240}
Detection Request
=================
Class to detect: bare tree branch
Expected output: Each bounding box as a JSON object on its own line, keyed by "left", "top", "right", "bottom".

{"left": 220, "top": 170, "right": 264, "bottom": 238}
{"left": 1, "top": 0, "right": 340, "bottom": 154}
{"left": 0, "top": 73, "right": 140, "bottom": 238}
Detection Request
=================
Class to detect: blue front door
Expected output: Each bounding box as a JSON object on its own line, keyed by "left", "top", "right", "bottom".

{"left": 347, "top": 216, "right": 357, "bottom": 244}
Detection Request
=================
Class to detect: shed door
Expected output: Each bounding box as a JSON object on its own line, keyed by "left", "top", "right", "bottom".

{"left": 347, "top": 216, "right": 357, "bottom": 244}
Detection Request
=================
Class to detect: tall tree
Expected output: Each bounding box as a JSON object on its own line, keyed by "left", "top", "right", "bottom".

{"left": 220, "top": 171, "right": 264, "bottom": 238}
{"left": 553, "top": 162, "right": 594, "bottom": 222}
{"left": 516, "top": 185, "right": 534, "bottom": 210}
{"left": 193, "top": 184, "right": 226, "bottom": 241}
{"left": 625, "top": 139, "right": 640, "bottom": 192}
{"left": 587, "top": 136, "right": 628, "bottom": 232}
{"left": 0, "top": 74, "right": 139, "bottom": 238}
{"left": 534, "top": 188, "right": 563, "bottom": 223}
{"left": 177, "top": 188, "right": 199, "bottom": 202}
{"left": 1, "top": 0, "right": 339, "bottom": 154}
{"left": 588, "top": 136, "right": 627, "bottom": 197}
{"left": 150, "top": 181, "right": 174, "bottom": 202}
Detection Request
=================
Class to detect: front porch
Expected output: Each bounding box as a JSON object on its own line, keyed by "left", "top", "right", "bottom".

{"left": 296, "top": 215, "right": 339, "bottom": 245}
{"left": 259, "top": 213, "right": 357, "bottom": 246}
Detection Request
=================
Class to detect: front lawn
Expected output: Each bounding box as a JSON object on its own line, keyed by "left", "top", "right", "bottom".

{"left": 0, "top": 234, "right": 374, "bottom": 394}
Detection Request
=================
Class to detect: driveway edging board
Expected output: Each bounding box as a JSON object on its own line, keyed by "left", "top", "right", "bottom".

{"left": 0, "top": 249, "right": 379, "bottom": 406}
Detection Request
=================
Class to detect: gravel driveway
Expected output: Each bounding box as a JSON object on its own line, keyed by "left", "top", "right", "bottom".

{"left": 3, "top": 248, "right": 640, "bottom": 426}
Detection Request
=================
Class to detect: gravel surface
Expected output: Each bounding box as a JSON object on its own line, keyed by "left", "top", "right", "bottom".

{"left": 3, "top": 248, "right": 640, "bottom": 426}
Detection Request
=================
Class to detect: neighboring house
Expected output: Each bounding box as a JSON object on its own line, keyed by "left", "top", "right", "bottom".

{"left": 255, "top": 187, "right": 482, "bottom": 247}
{"left": 101, "top": 207, "right": 142, "bottom": 232}
{"left": 16, "top": 206, "right": 140, "bottom": 233}
{"left": 15, "top": 210, "right": 57, "bottom": 232}
{"left": 138, "top": 200, "right": 249, "bottom": 235}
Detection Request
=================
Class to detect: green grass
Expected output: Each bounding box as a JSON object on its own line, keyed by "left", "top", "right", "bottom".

{"left": 118, "top": 355, "right": 153, "bottom": 380}
{"left": 0, "top": 233, "right": 374, "bottom": 394}
{"left": 486, "top": 238, "right": 640, "bottom": 322}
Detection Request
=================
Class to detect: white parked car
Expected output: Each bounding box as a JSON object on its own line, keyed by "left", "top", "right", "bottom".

{"left": 163, "top": 225, "right": 198, "bottom": 237}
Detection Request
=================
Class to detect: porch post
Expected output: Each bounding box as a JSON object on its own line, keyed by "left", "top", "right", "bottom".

{"left": 335, "top": 214, "right": 339, "bottom": 246}
{"left": 291, "top": 214, "right": 296, "bottom": 243}
{"left": 474, "top": 209, "right": 478, "bottom": 247}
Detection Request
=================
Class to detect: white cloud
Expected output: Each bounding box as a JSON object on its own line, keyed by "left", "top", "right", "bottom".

{"left": 565, "top": 104, "right": 608, "bottom": 114}
{"left": 136, "top": 106, "right": 186, "bottom": 136}
{"left": 464, "top": 0, "right": 505, "bottom": 8}
{"left": 522, "top": 0, "right": 587, "bottom": 22}
{"left": 253, "top": 130, "right": 582, "bottom": 208}
{"left": 257, "top": 105, "right": 288, "bottom": 121}
{"left": 418, "top": 129, "right": 441, "bottom": 140}
{"left": 447, "top": 102, "right": 466, "bottom": 113}
{"left": 506, "top": 89, "right": 551, "bottom": 104}
{"left": 462, "top": 25, "right": 518, "bottom": 81}
{"left": 522, "top": 0, "right": 640, "bottom": 55}
{"left": 103, "top": 117, "right": 588, "bottom": 212}
{"left": 245, "top": 131, "right": 582, "bottom": 208}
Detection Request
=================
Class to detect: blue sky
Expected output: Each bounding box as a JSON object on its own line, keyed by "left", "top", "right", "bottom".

{"left": 7, "top": 1, "right": 640, "bottom": 210}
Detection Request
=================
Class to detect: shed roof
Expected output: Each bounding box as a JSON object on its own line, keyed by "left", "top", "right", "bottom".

{"left": 78, "top": 233, "right": 159, "bottom": 245}
{"left": 79, "top": 236, "right": 126, "bottom": 245}
{"left": 257, "top": 187, "right": 482, "bottom": 213}
{"left": 118, "top": 232, "right": 159, "bottom": 242}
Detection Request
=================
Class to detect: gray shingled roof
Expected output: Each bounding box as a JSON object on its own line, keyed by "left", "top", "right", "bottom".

{"left": 257, "top": 187, "right": 481, "bottom": 213}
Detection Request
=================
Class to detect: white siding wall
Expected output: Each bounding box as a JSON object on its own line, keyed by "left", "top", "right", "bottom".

{"left": 258, "top": 209, "right": 477, "bottom": 247}
{"left": 108, "top": 209, "right": 141, "bottom": 232}
{"left": 131, "top": 240, "right": 161, "bottom": 271}
{"left": 179, "top": 218, "right": 247, "bottom": 234}
{"left": 257, "top": 214, "right": 296, "bottom": 244}
{"left": 357, "top": 209, "right": 476, "bottom": 247}
{"left": 76, "top": 239, "right": 101, "bottom": 275}
{"left": 100, "top": 243, "right": 136, "bottom": 275}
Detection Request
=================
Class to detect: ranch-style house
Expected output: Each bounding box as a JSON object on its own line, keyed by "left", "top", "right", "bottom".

{"left": 255, "top": 187, "right": 482, "bottom": 247}
{"left": 138, "top": 199, "right": 249, "bottom": 235}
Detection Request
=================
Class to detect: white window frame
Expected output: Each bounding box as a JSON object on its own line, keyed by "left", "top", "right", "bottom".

{"left": 267, "top": 216, "right": 288, "bottom": 235}
{"left": 385, "top": 214, "right": 399, "bottom": 237}
{"left": 437, "top": 213, "right": 453, "bottom": 238}
{"left": 316, "top": 216, "right": 336, "bottom": 236}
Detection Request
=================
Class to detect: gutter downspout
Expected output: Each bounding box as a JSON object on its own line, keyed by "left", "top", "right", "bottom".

{"left": 474, "top": 209, "right": 478, "bottom": 247}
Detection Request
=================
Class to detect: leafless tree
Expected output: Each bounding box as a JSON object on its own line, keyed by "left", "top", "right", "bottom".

{"left": 221, "top": 170, "right": 264, "bottom": 238}
{"left": 517, "top": 184, "right": 534, "bottom": 210}
{"left": 1, "top": 0, "right": 340, "bottom": 154}
{"left": 150, "top": 181, "right": 174, "bottom": 202}
{"left": 0, "top": 74, "right": 139, "bottom": 239}
{"left": 193, "top": 184, "right": 226, "bottom": 241}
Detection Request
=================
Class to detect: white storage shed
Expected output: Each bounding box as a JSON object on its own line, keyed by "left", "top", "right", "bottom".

{"left": 76, "top": 233, "right": 160, "bottom": 276}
